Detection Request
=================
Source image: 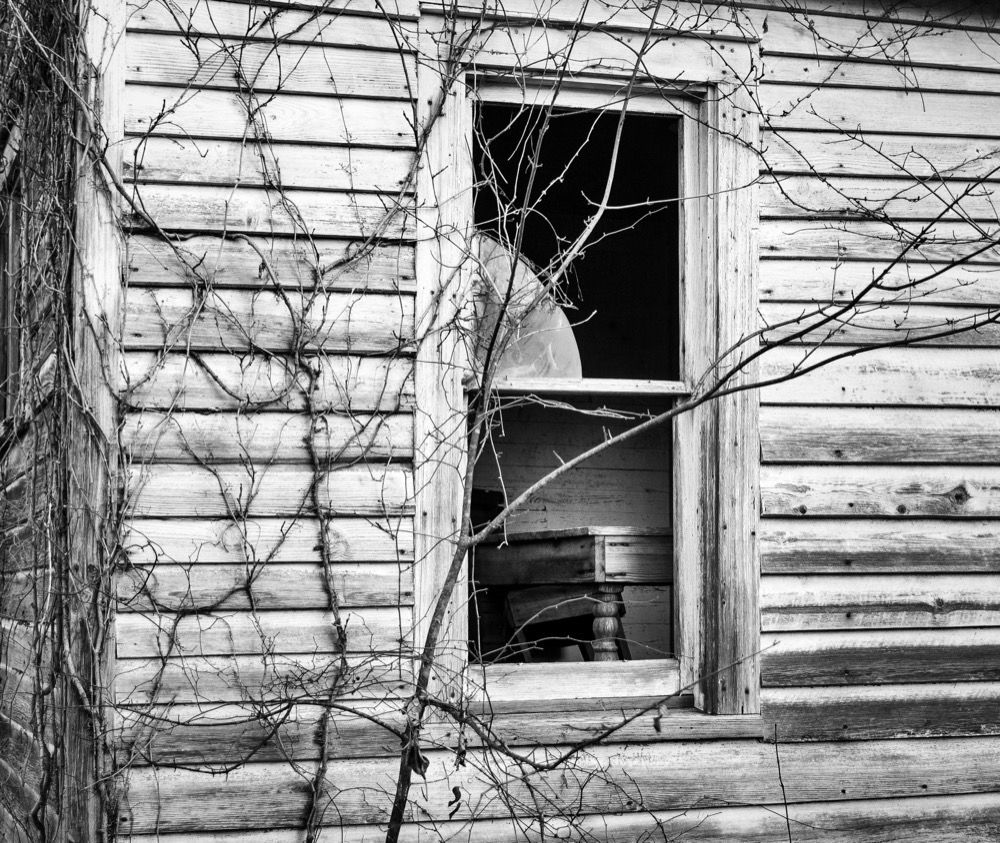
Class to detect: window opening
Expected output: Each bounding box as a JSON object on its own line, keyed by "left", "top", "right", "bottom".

{"left": 469, "top": 101, "right": 681, "bottom": 667}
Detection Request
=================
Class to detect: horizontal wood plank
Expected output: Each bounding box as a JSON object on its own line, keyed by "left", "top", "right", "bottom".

{"left": 122, "top": 411, "right": 413, "bottom": 463}
{"left": 760, "top": 346, "right": 1000, "bottom": 407}
{"left": 126, "top": 86, "right": 415, "bottom": 146}
{"left": 116, "top": 737, "right": 1000, "bottom": 832}
{"left": 764, "top": 683, "right": 1000, "bottom": 741}
{"left": 762, "top": 573, "right": 1000, "bottom": 630}
{"left": 126, "top": 235, "right": 415, "bottom": 292}
{"left": 126, "top": 33, "right": 416, "bottom": 97}
{"left": 115, "top": 607, "right": 409, "bottom": 658}
{"left": 763, "top": 628, "right": 1000, "bottom": 685}
{"left": 115, "top": 791, "right": 1000, "bottom": 842}
{"left": 118, "top": 561, "right": 413, "bottom": 612}
{"left": 760, "top": 518, "right": 1000, "bottom": 574}
{"left": 760, "top": 258, "right": 1000, "bottom": 307}
{"left": 124, "top": 287, "right": 414, "bottom": 353}
{"left": 761, "top": 406, "right": 1000, "bottom": 464}
{"left": 126, "top": 184, "right": 414, "bottom": 238}
{"left": 123, "top": 352, "right": 414, "bottom": 412}
{"left": 762, "top": 464, "right": 1000, "bottom": 518}
{"left": 124, "top": 516, "right": 413, "bottom": 565}
{"left": 124, "top": 137, "right": 414, "bottom": 192}
{"left": 127, "top": 463, "right": 413, "bottom": 517}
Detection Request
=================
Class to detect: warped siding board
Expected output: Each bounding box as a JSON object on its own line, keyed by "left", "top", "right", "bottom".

{"left": 126, "top": 184, "right": 415, "bottom": 239}
{"left": 762, "top": 132, "right": 1000, "bottom": 180}
{"left": 126, "top": 464, "right": 414, "bottom": 518}
{"left": 763, "top": 628, "right": 1000, "bottom": 686}
{"left": 127, "top": 235, "right": 416, "bottom": 292}
{"left": 126, "top": 86, "right": 415, "bottom": 146}
{"left": 122, "top": 411, "right": 414, "bottom": 463}
{"left": 463, "top": 23, "right": 755, "bottom": 81}
{"left": 73, "top": 792, "right": 1000, "bottom": 843}
{"left": 115, "top": 607, "right": 409, "bottom": 658}
{"left": 123, "top": 137, "right": 414, "bottom": 193}
{"left": 128, "top": 0, "right": 421, "bottom": 17}
{"left": 127, "top": 1, "right": 418, "bottom": 47}
{"left": 0, "top": 712, "right": 45, "bottom": 793}
{"left": 762, "top": 86, "right": 1000, "bottom": 136}
{"left": 116, "top": 737, "right": 1000, "bottom": 832}
{"left": 763, "top": 54, "right": 1000, "bottom": 96}
{"left": 763, "top": 683, "right": 1000, "bottom": 741}
{"left": 123, "top": 288, "right": 415, "bottom": 353}
{"left": 760, "top": 406, "right": 1000, "bottom": 464}
{"left": 762, "top": 465, "right": 1000, "bottom": 518}
{"left": 760, "top": 259, "right": 1000, "bottom": 307}
{"left": 117, "top": 560, "right": 414, "bottom": 612}
{"left": 761, "top": 518, "right": 1000, "bottom": 574}
{"left": 126, "top": 34, "right": 417, "bottom": 98}
{"left": 123, "top": 353, "right": 414, "bottom": 412}
{"left": 759, "top": 9, "right": 1000, "bottom": 68}
{"left": 761, "top": 302, "right": 1000, "bottom": 347}
{"left": 449, "top": 0, "right": 755, "bottom": 38}
{"left": 124, "top": 517, "right": 414, "bottom": 565}
{"left": 0, "top": 570, "right": 47, "bottom": 623}
{"left": 762, "top": 573, "right": 1000, "bottom": 630}
{"left": 760, "top": 346, "right": 1000, "bottom": 407}
{"left": 761, "top": 176, "right": 1000, "bottom": 222}
{"left": 115, "top": 653, "right": 410, "bottom": 704}
{"left": 0, "top": 525, "right": 39, "bottom": 574}
{"left": 761, "top": 221, "right": 1000, "bottom": 264}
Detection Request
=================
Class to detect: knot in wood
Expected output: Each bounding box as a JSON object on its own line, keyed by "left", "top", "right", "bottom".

{"left": 949, "top": 485, "right": 970, "bottom": 505}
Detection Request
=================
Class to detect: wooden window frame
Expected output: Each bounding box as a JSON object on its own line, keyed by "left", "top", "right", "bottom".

{"left": 414, "top": 73, "right": 760, "bottom": 722}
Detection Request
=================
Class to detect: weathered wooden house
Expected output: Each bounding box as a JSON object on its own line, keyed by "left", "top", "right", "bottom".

{"left": 4, "top": 0, "right": 1000, "bottom": 840}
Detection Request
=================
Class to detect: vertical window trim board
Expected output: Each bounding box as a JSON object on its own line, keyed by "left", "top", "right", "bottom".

{"left": 414, "top": 65, "right": 761, "bottom": 715}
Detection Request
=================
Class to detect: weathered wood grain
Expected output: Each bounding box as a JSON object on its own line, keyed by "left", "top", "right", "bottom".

{"left": 126, "top": 86, "right": 415, "bottom": 146}
{"left": 760, "top": 518, "right": 1000, "bottom": 574}
{"left": 123, "top": 137, "right": 414, "bottom": 192}
{"left": 127, "top": 234, "right": 415, "bottom": 292}
{"left": 114, "top": 792, "right": 1000, "bottom": 843}
{"left": 761, "top": 406, "right": 1000, "bottom": 464}
{"left": 117, "top": 561, "right": 413, "bottom": 611}
{"left": 114, "top": 653, "right": 409, "bottom": 704}
{"left": 764, "top": 683, "right": 1000, "bottom": 741}
{"left": 472, "top": 660, "right": 680, "bottom": 703}
{"left": 126, "top": 184, "right": 414, "bottom": 238}
{"left": 127, "top": 1, "right": 418, "bottom": 47}
{"left": 763, "top": 465, "right": 1000, "bottom": 518}
{"left": 127, "top": 33, "right": 417, "bottom": 97}
{"left": 763, "top": 628, "right": 1000, "bottom": 685}
{"left": 762, "top": 573, "right": 1000, "bottom": 630}
{"left": 123, "top": 411, "right": 413, "bottom": 463}
{"left": 760, "top": 258, "right": 1000, "bottom": 307}
{"left": 763, "top": 132, "right": 1000, "bottom": 180}
{"left": 761, "top": 175, "right": 1000, "bottom": 222}
{"left": 127, "top": 463, "right": 413, "bottom": 518}
{"left": 760, "top": 220, "right": 1000, "bottom": 264}
{"left": 761, "top": 301, "right": 1000, "bottom": 347}
{"left": 761, "top": 346, "right": 1000, "bottom": 407}
{"left": 763, "top": 85, "right": 1000, "bottom": 136}
{"left": 124, "top": 287, "right": 415, "bottom": 353}
{"left": 116, "top": 737, "right": 1000, "bottom": 832}
{"left": 115, "top": 606, "right": 409, "bottom": 658}
{"left": 124, "top": 517, "right": 413, "bottom": 565}
{"left": 123, "top": 352, "right": 414, "bottom": 412}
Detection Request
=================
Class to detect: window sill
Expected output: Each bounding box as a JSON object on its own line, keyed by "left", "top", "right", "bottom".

{"left": 443, "top": 662, "right": 763, "bottom": 746}
{"left": 490, "top": 377, "right": 689, "bottom": 397}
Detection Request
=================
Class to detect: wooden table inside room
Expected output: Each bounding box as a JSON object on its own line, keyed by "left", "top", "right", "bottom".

{"left": 473, "top": 526, "right": 673, "bottom": 661}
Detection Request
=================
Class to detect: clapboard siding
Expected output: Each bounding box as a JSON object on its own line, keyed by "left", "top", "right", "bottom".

{"left": 122, "top": 411, "right": 414, "bottom": 463}
{"left": 115, "top": 737, "right": 1000, "bottom": 833}
{"left": 123, "top": 288, "right": 415, "bottom": 353}
{"left": 123, "top": 137, "right": 414, "bottom": 192}
{"left": 126, "top": 86, "right": 415, "bottom": 146}
{"left": 760, "top": 519, "right": 1000, "bottom": 574}
{"left": 127, "top": 235, "right": 416, "bottom": 292}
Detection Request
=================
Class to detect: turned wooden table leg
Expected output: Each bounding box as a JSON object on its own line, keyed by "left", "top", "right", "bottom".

{"left": 591, "top": 584, "right": 624, "bottom": 661}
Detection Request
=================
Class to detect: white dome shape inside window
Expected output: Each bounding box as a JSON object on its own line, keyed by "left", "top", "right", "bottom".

{"left": 472, "top": 234, "right": 582, "bottom": 381}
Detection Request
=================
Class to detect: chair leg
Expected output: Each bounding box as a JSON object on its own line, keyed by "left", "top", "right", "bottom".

{"left": 591, "top": 584, "right": 624, "bottom": 661}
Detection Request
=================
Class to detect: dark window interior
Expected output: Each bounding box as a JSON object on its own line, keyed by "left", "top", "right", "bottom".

{"left": 474, "top": 103, "right": 681, "bottom": 380}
